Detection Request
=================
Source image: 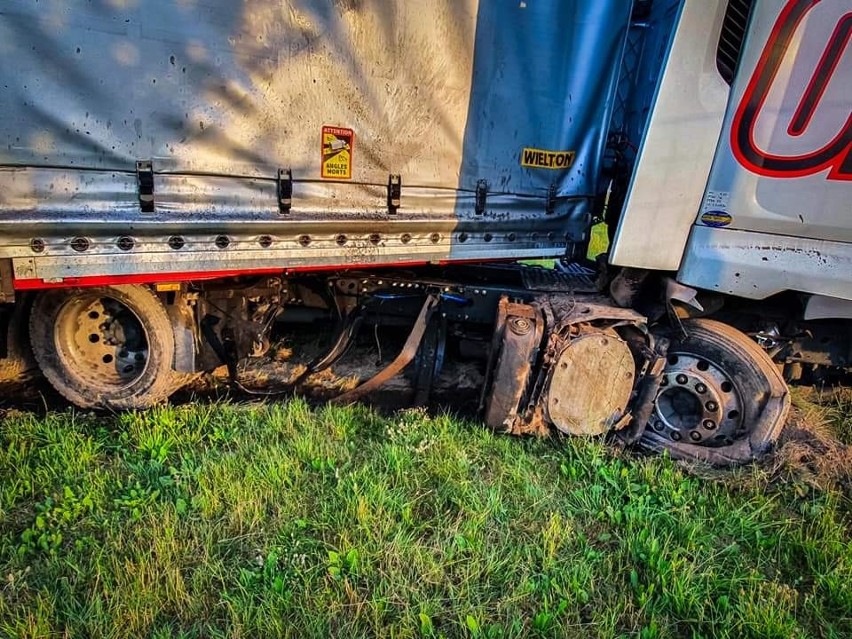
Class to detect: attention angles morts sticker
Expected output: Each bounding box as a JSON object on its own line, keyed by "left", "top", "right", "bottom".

{"left": 322, "top": 126, "right": 354, "bottom": 180}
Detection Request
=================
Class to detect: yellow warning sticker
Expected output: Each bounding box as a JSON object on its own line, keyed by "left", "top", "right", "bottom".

{"left": 521, "top": 147, "right": 575, "bottom": 170}
{"left": 322, "top": 126, "right": 354, "bottom": 179}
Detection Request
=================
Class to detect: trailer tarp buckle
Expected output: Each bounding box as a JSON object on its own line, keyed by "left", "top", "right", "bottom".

{"left": 277, "top": 168, "right": 293, "bottom": 214}
{"left": 546, "top": 184, "right": 557, "bottom": 215}
{"left": 475, "top": 179, "right": 488, "bottom": 215}
{"left": 136, "top": 160, "right": 155, "bottom": 213}
{"left": 387, "top": 174, "right": 401, "bottom": 214}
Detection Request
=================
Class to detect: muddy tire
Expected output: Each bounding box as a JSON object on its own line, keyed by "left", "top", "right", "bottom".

{"left": 640, "top": 319, "right": 790, "bottom": 465}
{"left": 29, "top": 285, "right": 176, "bottom": 409}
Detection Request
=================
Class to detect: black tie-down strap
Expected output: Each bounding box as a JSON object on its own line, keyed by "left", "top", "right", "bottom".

{"left": 331, "top": 293, "right": 441, "bottom": 405}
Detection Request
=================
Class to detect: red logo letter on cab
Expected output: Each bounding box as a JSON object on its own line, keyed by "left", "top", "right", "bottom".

{"left": 731, "top": 0, "right": 851, "bottom": 181}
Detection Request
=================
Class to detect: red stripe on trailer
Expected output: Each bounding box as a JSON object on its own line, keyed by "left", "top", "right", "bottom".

{"left": 12, "top": 260, "right": 438, "bottom": 290}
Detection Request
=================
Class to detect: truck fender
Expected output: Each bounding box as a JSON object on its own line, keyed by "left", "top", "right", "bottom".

{"left": 163, "top": 293, "right": 198, "bottom": 374}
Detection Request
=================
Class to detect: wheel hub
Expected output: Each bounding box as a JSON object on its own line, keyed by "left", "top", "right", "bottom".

{"left": 60, "top": 297, "right": 150, "bottom": 388}
{"left": 546, "top": 331, "right": 635, "bottom": 436}
{"left": 650, "top": 353, "right": 743, "bottom": 445}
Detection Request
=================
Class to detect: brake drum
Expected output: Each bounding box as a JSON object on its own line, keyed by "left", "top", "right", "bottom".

{"left": 545, "top": 331, "right": 635, "bottom": 436}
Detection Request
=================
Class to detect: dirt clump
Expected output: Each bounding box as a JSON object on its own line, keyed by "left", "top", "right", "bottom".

{"left": 767, "top": 387, "right": 852, "bottom": 493}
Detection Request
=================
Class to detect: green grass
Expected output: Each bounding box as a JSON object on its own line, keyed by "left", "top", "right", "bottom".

{"left": 792, "top": 387, "right": 852, "bottom": 446}
{"left": 1, "top": 399, "right": 850, "bottom": 638}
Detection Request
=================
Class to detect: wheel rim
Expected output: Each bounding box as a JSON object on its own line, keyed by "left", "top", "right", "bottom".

{"left": 54, "top": 295, "right": 151, "bottom": 391}
{"left": 649, "top": 352, "right": 745, "bottom": 446}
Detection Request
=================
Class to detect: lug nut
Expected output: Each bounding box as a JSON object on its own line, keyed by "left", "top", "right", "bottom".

{"left": 676, "top": 374, "right": 688, "bottom": 385}
{"left": 703, "top": 419, "right": 716, "bottom": 430}
{"left": 705, "top": 401, "right": 718, "bottom": 411}
{"left": 671, "top": 431, "right": 682, "bottom": 441}
{"left": 695, "top": 383, "right": 707, "bottom": 394}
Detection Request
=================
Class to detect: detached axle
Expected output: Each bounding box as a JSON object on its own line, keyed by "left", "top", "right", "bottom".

{"left": 3, "top": 262, "right": 791, "bottom": 466}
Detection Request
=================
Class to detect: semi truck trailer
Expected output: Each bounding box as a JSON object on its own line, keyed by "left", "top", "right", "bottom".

{"left": 0, "top": 0, "right": 849, "bottom": 465}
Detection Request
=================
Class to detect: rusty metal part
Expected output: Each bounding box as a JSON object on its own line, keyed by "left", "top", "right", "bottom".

{"left": 544, "top": 295, "right": 647, "bottom": 327}
{"left": 609, "top": 267, "right": 649, "bottom": 308}
{"left": 0, "top": 259, "right": 14, "bottom": 303}
{"left": 513, "top": 297, "right": 650, "bottom": 435}
{"left": 483, "top": 294, "right": 651, "bottom": 437}
{"left": 478, "top": 297, "right": 511, "bottom": 414}
{"left": 482, "top": 297, "right": 544, "bottom": 433}
{"left": 545, "top": 331, "right": 635, "bottom": 436}
{"left": 331, "top": 293, "right": 440, "bottom": 405}
{"left": 518, "top": 405, "right": 553, "bottom": 438}
{"left": 620, "top": 337, "right": 669, "bottom": 445}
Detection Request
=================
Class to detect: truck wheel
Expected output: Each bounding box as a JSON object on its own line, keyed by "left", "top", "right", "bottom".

{"left": 29, "top": 285, "right": 176, "bottom": 409}
{"left": 640, "top": 319, "right": 790, "bottom": 465}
